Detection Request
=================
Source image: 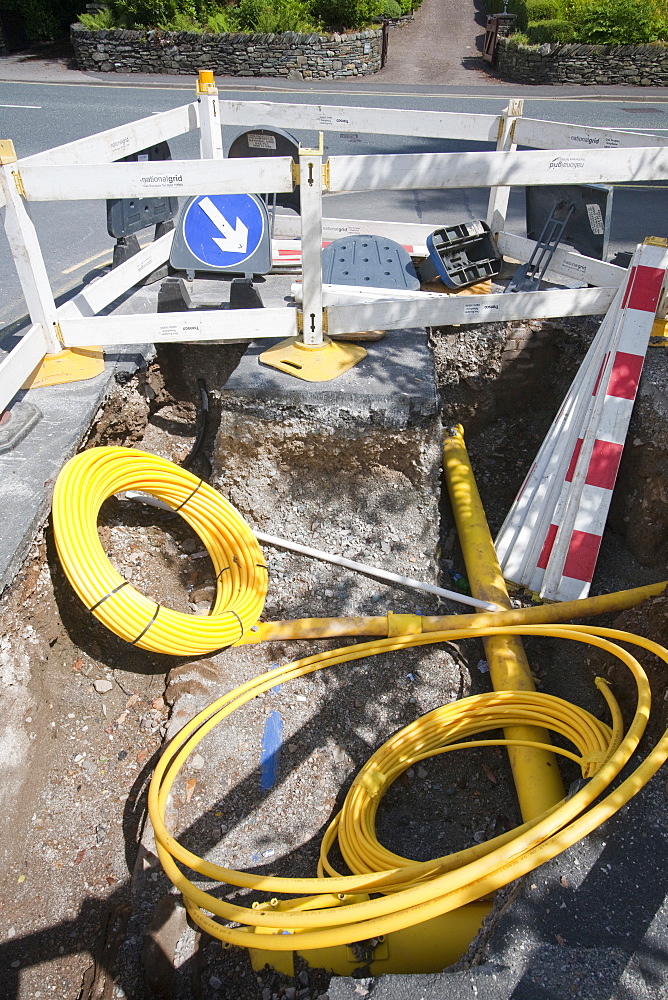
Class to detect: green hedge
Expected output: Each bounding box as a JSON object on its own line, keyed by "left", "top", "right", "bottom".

{"left": 572, "top": 0, "right": 667, "bottom": 44}
{"left": 526, "top": 17, "right": 575, "bottom": 41}
{"left": 492, "top": 0, "right": 668, "bottom": 45}
{"left": 525, "top": 0, "right": 562, "bottom": 21}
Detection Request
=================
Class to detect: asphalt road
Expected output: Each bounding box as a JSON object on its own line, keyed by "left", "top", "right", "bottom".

{"left": 0, "top": 78, "right": 667, "bottom": 336}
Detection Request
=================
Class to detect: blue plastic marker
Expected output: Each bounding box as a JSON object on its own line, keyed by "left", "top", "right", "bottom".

{"left": 260, "top": 710, "right": 283, "bottom": 791}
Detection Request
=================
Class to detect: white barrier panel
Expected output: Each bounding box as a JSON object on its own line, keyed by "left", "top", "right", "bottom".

{"left": 59, "top": 306, "right": 297, "bottom": 347}
{"left": 326, "top": 286, "right": 617, "bottom": 335}
{"left": 220, "top": 100, "right": 501, "bottom": 144}
{"left": 17, "top": 156, "right": 295, "bottom": 201}
{"left": 20, "top": 103, "right": 200, "bottom": 168}
{"left": 327, "top": 146, "right": 668, "bottom": 192}
{"left": 0, "top": 325, "right": 48, "bottom": 413}
{"left": 273, "top": 214, "right": 435, "bottom": 248}
{"left": 496, "top": 233, "right": 625, "bottom": 289}
{"left": 57, "top": 232, "right": 174, "bottom": 320}
{"left": 514, "top": 117, "right": 668, "bottom": 152}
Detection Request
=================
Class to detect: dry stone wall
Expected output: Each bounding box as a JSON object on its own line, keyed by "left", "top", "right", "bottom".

{"left": 70, "top": 24, "right": 382, "bottom": 78}
{"left": 496, "top": 37, "right": 668, "bottom": 86}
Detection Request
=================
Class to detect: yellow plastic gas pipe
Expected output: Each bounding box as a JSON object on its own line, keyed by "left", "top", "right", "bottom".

{"left": 236, "top": 578, "right": 668, "bottom": 645}
{"left": 442, "top": 424, "right": 565, "bottom": 820}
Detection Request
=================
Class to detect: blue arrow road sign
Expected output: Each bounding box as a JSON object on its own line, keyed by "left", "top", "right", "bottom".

{"left": 182, "top": 193, "right": 266, "bottom": 269}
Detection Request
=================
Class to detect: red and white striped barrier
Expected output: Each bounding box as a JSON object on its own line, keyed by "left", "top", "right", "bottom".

{"left": 495, "top": 238, "right": 668, "bottom": 601}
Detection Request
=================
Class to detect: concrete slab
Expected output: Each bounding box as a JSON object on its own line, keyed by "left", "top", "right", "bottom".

{"left": 221, "top": 326, "right": 439, "bottom": 427}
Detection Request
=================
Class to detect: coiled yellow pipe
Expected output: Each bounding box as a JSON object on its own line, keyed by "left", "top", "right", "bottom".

{"left": 52, "top": 447, "right": 267, "bottom": 656}
{"left": 147, "top": 623, "right": 668, "bottom": 951}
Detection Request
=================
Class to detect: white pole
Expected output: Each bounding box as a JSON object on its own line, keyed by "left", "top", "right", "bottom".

{"left": 254, "top": 530, "right": 502, "bottom": 611}
{"left": 0, "top": 143, "right": 62, "bottom": 353}
{"left": 486, "top": 98, "right": 524, "bottom": 238}
{"left": 119, "top": 490, "right": 501, "bottom": 612}
{"left": 298, "top": 136, "right": 324, "bottom": 347}
{"left": 196, "top": 71, "right": 224, "bottom": 160}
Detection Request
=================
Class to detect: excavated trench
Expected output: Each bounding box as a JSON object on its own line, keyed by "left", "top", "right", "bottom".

{"left": 0, "top": 317, "right": 666, "bottom": 1000}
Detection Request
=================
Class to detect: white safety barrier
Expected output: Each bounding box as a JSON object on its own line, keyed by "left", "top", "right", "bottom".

{"left": 1, "top": 85, "right": 667, "bottom": 414}
{"left": 495, "top": 240, "right": 668, "bottom": 601}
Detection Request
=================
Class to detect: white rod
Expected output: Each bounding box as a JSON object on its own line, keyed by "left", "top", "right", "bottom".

{"left": 18, "top": 156, "right": 295, "bottom": 201}
{"left": 19, "top": 102, "right": 200, "bottom": 167}
{"left": 0, "top": 162, "right": 61, "bottom": 351}
{"left": 514, "top": 116, "right": 668, "bottom": 152}
{"left": 198, "top": 90, "right": 224, "bottom": 160}
{"left": 327, "top": 145, "right": 668, "bottom": 192}
{"left": 0, "top": 324, "right": 48, "bottom": 412}
{"left": 299, "top": 141, "right": 324, "bottom": 347}
{"left": 487, "top": 99, "right": 523, "bottom": 237}
{"left": 326, "top": 286, "right": 617, "bottom": 335}
{"left": 57, "top": 231, "right": 174, "bottom": 320}
{"left": 255, "top": 530, "right": 501, "bottom": 612}
{"left": 121, "top": 491, "right": 500, "bottom": 612}
{"left": 291, "top": 281, "right": 447, "bottom": 304}
{"left": 217, "top": 99, "right": 501, "bottom": 143}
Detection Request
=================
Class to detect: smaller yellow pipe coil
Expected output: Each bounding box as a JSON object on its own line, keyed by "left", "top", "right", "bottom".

{"left": 52, "top": 447, "right": 268, "bottom": 656}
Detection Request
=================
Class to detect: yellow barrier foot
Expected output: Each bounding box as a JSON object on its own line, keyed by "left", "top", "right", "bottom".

{"left": 650, "top": 316, "right": 668, "bottom": 347}
{"left": 23, "top": 346, "right": 104, "bottom": 389}
{"left": 259, "top": 337, "right": 367, "bottom": 382}
{"left": 248, "top": 904, "right": 491, "bottom": 977}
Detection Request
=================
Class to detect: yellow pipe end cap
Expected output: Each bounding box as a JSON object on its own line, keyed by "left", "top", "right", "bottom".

{"left": 259, "top": 336, "right": 366, "bottom": 382}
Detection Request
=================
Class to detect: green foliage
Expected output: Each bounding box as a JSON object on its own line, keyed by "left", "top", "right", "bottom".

{"left": 78, "top": 6, "right": 118, "bottom": 28}
{"left": 232, "top": 0, "right": 318, "bottom": 31}
{"left": 382, "top": 0, "right": 402, "bottom": 16}
{"left": 525, "top": 0, "right": 562, "bottom": 21}
{"left": 204, "top": 7, "right": 235, "bottom": 29}
{"left": 313, "top": 0, "right": 384, "bottom": 30}
{"left": 158, "top": 8, "right": 203, "bottom": 28}
{"left": 527, "top": 16, "right": 575, "bottom": 41}
{"left": 571, "top": 0, "right": 667, "bottom": 44}
{"left": 76, "top": 0, "right": 394, "bottom": 32}
{"left": 508, "top": 30, "right": 530, "bottom": 42}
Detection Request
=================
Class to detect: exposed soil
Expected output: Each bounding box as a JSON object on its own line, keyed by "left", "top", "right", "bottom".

{"left": 0, "top": 320, "right": 666, "bottom": 1000}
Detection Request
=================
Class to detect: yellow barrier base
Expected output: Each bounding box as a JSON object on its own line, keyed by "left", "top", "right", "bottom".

{"left": 23, "top": 347, "right": 104, "bottom": 389}
{"left": 650, "top": 316, "right": 668, "bottom": 347}
{"left": 259, "top": 337, "right": 366, "bottom": 382}
{"left": 247, "top": 902, "right": 491, "bottom": 977}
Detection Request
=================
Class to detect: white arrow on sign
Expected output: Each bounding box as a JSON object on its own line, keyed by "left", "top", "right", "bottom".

{"left": 198, "top": 196, "right": 249, "bottom": 254}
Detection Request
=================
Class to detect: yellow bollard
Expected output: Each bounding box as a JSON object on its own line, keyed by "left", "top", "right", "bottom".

{"left": 442, "top": 424, "right": 565, "bottom": 820}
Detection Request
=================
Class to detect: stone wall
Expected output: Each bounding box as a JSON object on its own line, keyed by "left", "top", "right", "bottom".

{"left": 496, "top": 37, "right": 668, "bottom": 85}
{"left": 70, "top": 24, "right": 382, "bottom": 78}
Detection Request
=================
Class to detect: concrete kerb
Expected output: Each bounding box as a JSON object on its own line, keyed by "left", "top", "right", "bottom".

{"left": 0, "top": 340, "right": 152, "bottom": 595}
{"left": 3, "top": 50, "right": 668, "bottom": 97}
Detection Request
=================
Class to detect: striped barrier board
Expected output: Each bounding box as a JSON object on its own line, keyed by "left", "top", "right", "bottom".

{"left": 495, "top": 239, "right": 668, "bottom": 601}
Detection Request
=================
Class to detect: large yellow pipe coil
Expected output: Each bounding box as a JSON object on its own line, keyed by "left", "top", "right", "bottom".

{"left": 148, "top": 623, "right": 668, "bottom": 951}
{"left": 52, "top": 447, "right": 267, "bottom": 656}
